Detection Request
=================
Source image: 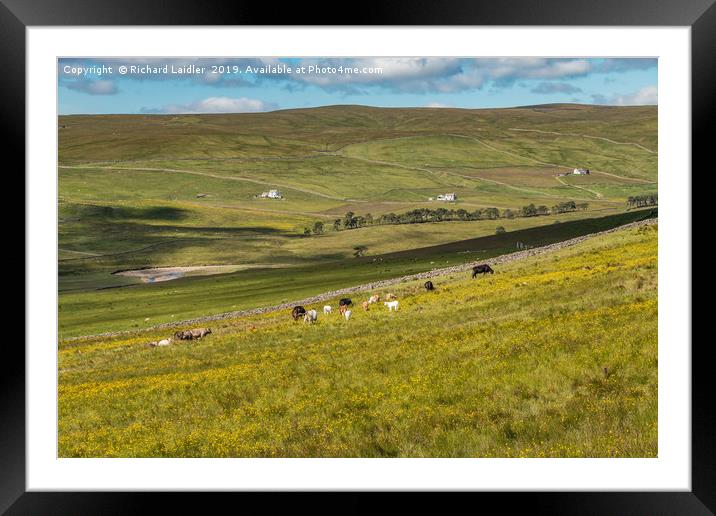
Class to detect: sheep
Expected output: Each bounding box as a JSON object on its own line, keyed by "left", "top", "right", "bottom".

{"left": 343, "top": 310, "right": 352, "bottom": 321}
{"left": 368, "top": 294, "right": 380, "bottom": 304}
{"left": 304, "top": 309, "right": 318, "bottom": 324}
{"left": 148, "top": 337, "right": 172, "bottom": 347}
{"left": 385, "top": 293, "right": 397, "bottom": 300}
{"left": 362, "top": 301, "right": 370, "bottom": 311}
{"left": 384, "top": 300, "right": 399, "bottom": 311}
{"left": 323, "top": 305, "right": 332, "bottom": 315}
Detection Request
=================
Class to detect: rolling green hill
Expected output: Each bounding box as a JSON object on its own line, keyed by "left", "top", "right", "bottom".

{"left": 58, "top": 104, "right": 657, "bottom": 335}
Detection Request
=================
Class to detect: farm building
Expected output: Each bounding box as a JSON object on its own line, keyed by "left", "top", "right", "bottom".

{"left": 573, "top": 168, "right": 590, "bottom": 175}
{"left": 435, "top": 192, "right": 457, "bottom": 201}
{"left": 260, "top": 189, "right": 283, "bottom": 199}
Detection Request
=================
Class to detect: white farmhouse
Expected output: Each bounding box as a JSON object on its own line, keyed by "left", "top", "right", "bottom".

{"left": 260, "top": 189, "right": 283, "bottom": 199}
{"left": 436, "top": 192, "right": 457, "bottom": 202}
{"left": 573, "top": 168, "right": 590, "bottom": 175}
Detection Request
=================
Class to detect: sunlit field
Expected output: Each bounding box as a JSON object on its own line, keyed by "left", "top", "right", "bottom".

{"left": 59, "top": 223, "right": 657, "bottom": 457}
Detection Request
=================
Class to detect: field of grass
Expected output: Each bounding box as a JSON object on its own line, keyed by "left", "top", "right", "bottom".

{"left": 58, "top": 104, "right": 657, "bottom": 302}
{"left": 57, "top": 104, "right": 659, "bottom": 459}
{"left": 58, "top": 222, "right": 657, "bottom": 457}
{"left": 58, "top": 209, "right": 655, "bottom": 337}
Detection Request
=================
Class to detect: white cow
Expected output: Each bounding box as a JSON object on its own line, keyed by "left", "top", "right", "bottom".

{"left": 304, "top": 309, "right": 318, "bottom": 324}
{"left": 384, "top": 300, "right": 399, "bottom": 311}
{"left": 323, "top": 305, "right": 332, "bottom": 314}
{"left": 343, "top": 310, "right": 352, "bottom": 321}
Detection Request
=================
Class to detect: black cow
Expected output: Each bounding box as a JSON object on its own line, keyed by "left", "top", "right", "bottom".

{"left": 471, "top": 264, "right": 494, "bottom": 278}
{"left": 424, "top": 280, "right": 435, "bottom": 291}
{"left": 339, "top": 298, "right": 352, "bottom": 314}
{"left": 291, "top": 306, "right": 306, "bottom": 320}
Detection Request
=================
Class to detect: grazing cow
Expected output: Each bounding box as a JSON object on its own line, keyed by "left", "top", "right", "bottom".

{"left": 291, "top": 306, "right": 307, "bottom": 320}
{"left": 362, "top": 301, "right": 370, "bottom": 311}
{"left": 174, "top": 328, "right": 212, "bottom": 340}
{"left": 471, "top": 264, "right": 494, "bottom": 278}
{"left": 343, "top": 309, "right": 352, "bottom": 321}
{"left": 339, "top": 298, "right": 352, "bottom": 314}
{"left": 424, "top": 280, "right": 435, "bottom": 291}
{"left": 384, "top": 300, "right": 399, "bottom": 311}
{"left": 323, "top": 305, "right": 332, "bottom": 315}
{"left": 368, "top": 295, "right": 380, "bottom": 304}
{"left": 304, "top": 309, "right": 318, "bottom": 324}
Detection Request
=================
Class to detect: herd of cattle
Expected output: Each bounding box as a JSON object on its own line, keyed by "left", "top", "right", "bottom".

{"left": 146, "top": 264, "right": 495, "bottom": 345}
{"left": 291, "top": 263, "right": 494, "bottom": 324}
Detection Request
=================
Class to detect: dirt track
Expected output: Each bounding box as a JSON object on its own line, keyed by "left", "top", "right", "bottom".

{"left": 62, "top": 216, "right": 657, "bottom": 342}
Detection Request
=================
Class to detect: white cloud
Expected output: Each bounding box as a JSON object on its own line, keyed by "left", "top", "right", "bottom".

{"left": 592, "top": 85, "right": 658, "bottom": 106}
{"left": 289, "top": 57, "right": 465, "bottom": 93}
{"left": 530, "top": 82, "right": 583, "bottom": 94}
{"left": 66, "top": 80, "right": 117, "bottom": 95}
{"left": 59, "top": 58, "right": 658, "bottom": 101}
{"left": 612, "top": 85, "right": 658, "bottom": 106}
{"left": 288, "top": 57, "right": 591, "bottom": 93}
{"left": 424, "top": 102, "right": 454, "bottom": 108}
{"left": 476, "top": 58, "right": 591, "bottom": 82}
{"left": 142, "top": 96, "right": 278, "bottom": 114}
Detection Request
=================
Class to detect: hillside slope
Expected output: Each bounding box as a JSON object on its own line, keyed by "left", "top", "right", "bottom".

{"left": 59, "top": 222, "right": 658, "bottom": 458}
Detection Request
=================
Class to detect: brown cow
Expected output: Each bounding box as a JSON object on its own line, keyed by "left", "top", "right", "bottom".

{"left": 174, "top": 328, "right": 212, "bottom": 340}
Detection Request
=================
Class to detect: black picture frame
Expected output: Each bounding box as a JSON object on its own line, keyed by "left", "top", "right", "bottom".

{"left": 7, "top": 0, "right": 708, "bottom": 512}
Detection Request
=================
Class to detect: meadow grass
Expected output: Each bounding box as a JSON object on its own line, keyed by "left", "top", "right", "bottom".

{"left": 57, "top": 210, "right": 653, "bottom": 337}
{"left": 58, "top": 223, "right": 657, "bottom": 457}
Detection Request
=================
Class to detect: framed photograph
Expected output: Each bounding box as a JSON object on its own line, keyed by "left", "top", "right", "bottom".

{"left": 10, "top": 0, "right": 709, "bottom": 511}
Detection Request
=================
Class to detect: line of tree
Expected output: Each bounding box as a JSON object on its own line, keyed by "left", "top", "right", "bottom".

{"left": 626, "top": 194, "right": 658, "bottom": 209}
{"left": 305, "top": 201, "right": 589, "bottom": 235}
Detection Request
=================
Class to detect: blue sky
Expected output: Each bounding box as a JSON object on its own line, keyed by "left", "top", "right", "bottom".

{"left": 58, "top": 58, "right": 657, "bottom": 115}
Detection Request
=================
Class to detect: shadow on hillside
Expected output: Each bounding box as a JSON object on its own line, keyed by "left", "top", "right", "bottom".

{"left": 63, "top": 204, "right": 192, "bottom": 222}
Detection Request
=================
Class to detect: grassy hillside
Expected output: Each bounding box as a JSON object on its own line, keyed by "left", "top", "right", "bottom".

{"left": 58, "top": 104, "right": 657, "bottom": 335}
{"left": 58, "top": 104, "right": 657, "bottom": 164}
{"left": 58, "top": 222, "right": 657, "bottom": 458}
{"left": 58, "top": 209, "right": 655, "bottom": 337}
